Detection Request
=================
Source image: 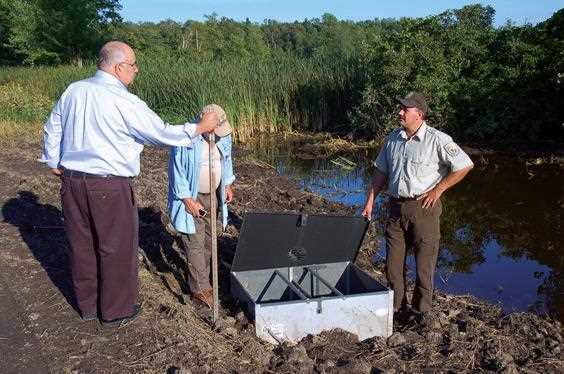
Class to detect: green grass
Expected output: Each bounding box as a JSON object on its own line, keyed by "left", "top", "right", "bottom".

{"left": 0, "top": 65, "right": 93, "bottom": 139}
{"left": 0, "top": 53, "right": 358, "bottom": 141}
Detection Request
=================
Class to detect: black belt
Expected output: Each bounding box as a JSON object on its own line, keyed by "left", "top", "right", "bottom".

{"left": 391, "top": 196, "right": 418, "bottom": 202}
{"left": 63, "top": 169, "right": 132, "bottom": 180}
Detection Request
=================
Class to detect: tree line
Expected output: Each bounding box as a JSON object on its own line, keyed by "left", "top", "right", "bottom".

{"left": 0, "top": 1, "right": 562, "bottom": 144}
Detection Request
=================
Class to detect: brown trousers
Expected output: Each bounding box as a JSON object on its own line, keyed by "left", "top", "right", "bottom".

{"left": 179, "top": 193, "right": 221, "bottom": 294}
{"left": 385, "top": 198, "right": 441, "bottom": 313}
{"left": 61, "top": 173, "right": 138, "bottom": 320}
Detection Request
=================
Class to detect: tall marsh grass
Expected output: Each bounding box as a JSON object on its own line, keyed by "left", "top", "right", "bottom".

{"left": 0, "top": 53, "right": 359, "bottom": 141}
{"left": 0, "top": 65, "right": 93, "bottom": 140}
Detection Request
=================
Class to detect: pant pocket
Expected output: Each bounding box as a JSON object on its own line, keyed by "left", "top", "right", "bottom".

{"left": 60, "top": 176, "right": 67, "bottom": 196}
{"left": 128, "top": 180, "right": 136, "bottom": 207}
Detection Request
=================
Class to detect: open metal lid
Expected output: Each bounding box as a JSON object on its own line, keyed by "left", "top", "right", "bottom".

{"left": 231, "top": 212, "right": 369, "bottom": 272}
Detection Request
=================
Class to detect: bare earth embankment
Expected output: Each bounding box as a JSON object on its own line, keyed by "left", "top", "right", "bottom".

{"left": 0, "top": 137, "right": 561, "bottom": 373}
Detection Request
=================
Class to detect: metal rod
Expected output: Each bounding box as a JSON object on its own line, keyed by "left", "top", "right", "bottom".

{"left": 294, "top": 270, "right": 312, "bottom": 298}
{"left": 209, "top": 135, "right": 219, "bottom": 324}
{"left": 307, "top": 267, "right": 344, "bottom": 297}
{"left": 292, "top": 281, "right": 312, "bottom": 298}
{"left": 273, "top": 270, "right": 308, "bottom": 300}
{"left": 265, "top": 328, "right": 284, "bottom": 345}
{"left": 256, "top": 271, "right": 277, "bottom": 303}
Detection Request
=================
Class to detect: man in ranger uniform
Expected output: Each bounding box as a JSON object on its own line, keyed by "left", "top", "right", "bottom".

{"left": 362, "top": 92, "right": 474, "bottom": 316}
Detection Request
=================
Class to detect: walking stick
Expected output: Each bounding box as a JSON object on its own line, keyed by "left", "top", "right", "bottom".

{"left": 208, "top": 134, "right": 219, "bottom": 324}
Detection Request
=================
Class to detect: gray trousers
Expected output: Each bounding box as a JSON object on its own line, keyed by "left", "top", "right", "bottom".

{"left": 179, "top": 193, "right": 222, "bottom": 294}
{"left": 385, "top": 198, "right": 442, "bottom": 313}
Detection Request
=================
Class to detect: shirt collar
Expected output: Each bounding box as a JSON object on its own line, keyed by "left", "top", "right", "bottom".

{"left": 399, "top": 121, "right": 427, "bottom": 141}
{"left": 93, "top": 70, "right": 128, "bottom": 91}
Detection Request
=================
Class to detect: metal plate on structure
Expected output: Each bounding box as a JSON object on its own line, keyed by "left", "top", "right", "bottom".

{"left": 255, "top": 291, "right": 394, "bottom": 345}
{"left": 231, "top": 213, "right": 369, "bottom": 272}
{"left": 230, "top": 212, "right": 393, "bottom": 345}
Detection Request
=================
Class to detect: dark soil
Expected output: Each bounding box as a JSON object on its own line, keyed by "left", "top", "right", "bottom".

{"left": 0, "top": 137, "right": 561, "bottom": 373}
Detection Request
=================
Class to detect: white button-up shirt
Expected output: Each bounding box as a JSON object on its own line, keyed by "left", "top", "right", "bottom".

{"left": 40, "top": 70, "right": 198, "bottom": 176}
{"left": 374, "top": 122, "right": 474, "bottom": 198}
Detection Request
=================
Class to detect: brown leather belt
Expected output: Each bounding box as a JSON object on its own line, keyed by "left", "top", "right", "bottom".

{"left": 391, "top": 196, "right": 419, "bottom": 202}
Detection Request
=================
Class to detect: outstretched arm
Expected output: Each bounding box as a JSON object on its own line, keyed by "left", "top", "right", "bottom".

{"left": 124, "top": 101, "right": 219, "bottom": 146}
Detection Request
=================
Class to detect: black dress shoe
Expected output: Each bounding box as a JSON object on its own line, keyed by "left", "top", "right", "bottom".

{"left": 102, "top": 305, "right": 142, "bottom": 327}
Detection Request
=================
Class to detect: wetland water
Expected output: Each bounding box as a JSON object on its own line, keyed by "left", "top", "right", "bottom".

{"left": 242, "top": 135, "right": 563, "bottom": 321}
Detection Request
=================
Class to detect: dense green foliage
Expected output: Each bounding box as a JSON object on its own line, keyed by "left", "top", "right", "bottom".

{"left": 0, "top": 0, "right": 121, "bottom": 65}
{"left": 0, "top": 2, "right": 562, "bottom": 143}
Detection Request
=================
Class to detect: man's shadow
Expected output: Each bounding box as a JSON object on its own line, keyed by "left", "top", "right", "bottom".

{"left": 0, "top": 191, "right": 246, "bottom": 314}
{"left": 1, "top": 191, "right": 78, "bottom": 312}
{"left": 137, "top": 206, "right": 189, "bottom": 302}
{"left": 137, "top": 206, "right": 244, "bottom": 307}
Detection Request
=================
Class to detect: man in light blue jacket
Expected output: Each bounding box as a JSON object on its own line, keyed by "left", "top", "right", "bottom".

{"left": 167, "top": 104, "right": 235, "bottom": 308}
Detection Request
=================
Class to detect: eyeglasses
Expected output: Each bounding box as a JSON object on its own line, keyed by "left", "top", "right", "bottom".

{"left": 119, "top": 61, "right": 137, "bottom": 68}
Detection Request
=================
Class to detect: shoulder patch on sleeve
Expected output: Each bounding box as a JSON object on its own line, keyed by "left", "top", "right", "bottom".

{"left": 444, "top": 142, "right": 461, "bottom": 157}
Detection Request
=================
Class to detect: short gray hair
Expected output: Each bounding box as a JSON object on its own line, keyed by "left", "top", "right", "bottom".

{"left": 97, "top": 41, "right": 128, "bottom": 68}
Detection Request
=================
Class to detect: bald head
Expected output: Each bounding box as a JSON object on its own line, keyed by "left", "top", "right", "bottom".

{"left": 97, "top": 41, "right": 138, "bottom": 87}
{"left": 98, "top": 41, "right": 133, "bottom": 69}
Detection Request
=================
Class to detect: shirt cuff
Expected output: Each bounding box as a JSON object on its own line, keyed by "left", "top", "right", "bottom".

{"left": 182, "top": 122, "right": 198, "bottom": 139}
{"left": 174, "top": 192, "right": 193, "bottom": 200}
{"left": 452, "top": 160, "right": 474, "bottom": 172}
{"left": 39, "top": 155, "right": 59, "bottom": 169}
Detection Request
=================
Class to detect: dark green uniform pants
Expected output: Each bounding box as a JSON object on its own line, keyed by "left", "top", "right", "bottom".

{"left": 385, "top": 198, "right": 442, "bottom": 313}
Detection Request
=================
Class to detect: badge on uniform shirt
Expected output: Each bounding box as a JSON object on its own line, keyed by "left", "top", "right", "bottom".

{"left": 444, "top": 142, "right": 461, "bottom": 157}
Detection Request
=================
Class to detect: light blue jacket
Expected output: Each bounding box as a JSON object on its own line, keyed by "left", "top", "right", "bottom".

{"left": 167, "top": 134, "right": 235, "bottom": 234}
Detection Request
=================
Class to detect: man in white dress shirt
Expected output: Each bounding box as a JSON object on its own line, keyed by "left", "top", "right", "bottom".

{"left": 40, "top": 41, "right": 219, "bottom": 326}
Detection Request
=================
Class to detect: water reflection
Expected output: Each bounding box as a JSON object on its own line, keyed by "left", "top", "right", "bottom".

{"left": 240, "top": 135, "right": 563, "bottom": 321}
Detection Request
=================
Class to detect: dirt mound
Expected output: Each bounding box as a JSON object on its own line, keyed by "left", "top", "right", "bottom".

{"left": 273, "top": 298, "right": 563, "bottom": 373}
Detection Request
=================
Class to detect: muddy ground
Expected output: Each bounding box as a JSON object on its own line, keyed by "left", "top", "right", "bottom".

{"left": 0, "top": 137, "right": 562, "bottom": 373}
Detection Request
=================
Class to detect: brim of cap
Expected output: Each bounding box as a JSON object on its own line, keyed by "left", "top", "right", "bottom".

{"left": 397, "top": 97, "right": 417, "bottom": 108}
{"left": 214, "top": 120, "right": 233, "bottom": 137}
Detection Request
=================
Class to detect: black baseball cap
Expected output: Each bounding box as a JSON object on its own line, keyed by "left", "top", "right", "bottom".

{"left": 397, "top": 91, "right": 428, "bottom": 115}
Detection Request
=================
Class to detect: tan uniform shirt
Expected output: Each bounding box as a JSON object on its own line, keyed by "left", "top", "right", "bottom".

{"left": 374, "top": 122, "right": 473, "bottom": 198}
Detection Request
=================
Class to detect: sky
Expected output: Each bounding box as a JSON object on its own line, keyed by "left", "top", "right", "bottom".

{"left": 119, "top": 0, "right": 564, "bottom": 26}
